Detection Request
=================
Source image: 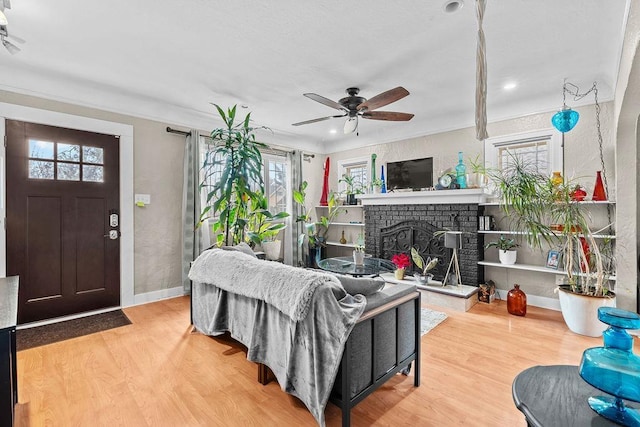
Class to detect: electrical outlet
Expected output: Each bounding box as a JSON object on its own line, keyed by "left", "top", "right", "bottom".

{"left": 555, "top": 275, "right": 566, "bottom": 285}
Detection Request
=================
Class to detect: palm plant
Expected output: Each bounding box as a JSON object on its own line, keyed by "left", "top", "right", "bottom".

{"left": 482, "top": 154, "right": 614, "bottom": 297}
{"left": 200, "top": 105, "right": 267, "bottom": 246}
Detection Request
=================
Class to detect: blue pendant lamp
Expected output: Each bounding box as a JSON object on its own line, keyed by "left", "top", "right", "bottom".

{"left": 551, "top": 80, "right": 580, "bottom": 132}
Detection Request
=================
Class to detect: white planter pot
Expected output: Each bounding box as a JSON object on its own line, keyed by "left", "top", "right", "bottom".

{"left": 557, "top": 286, "right": 616, "bottom": 337}
{"left": 499, "top": 250, "right": 517, "bottom": 265}
{"left": 262, "top": 240, "right": 282, "bottom": 261}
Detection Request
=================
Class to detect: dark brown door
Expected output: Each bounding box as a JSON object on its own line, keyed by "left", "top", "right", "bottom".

{"left": 6, "top": 120, "right": 120, "bottom": 324}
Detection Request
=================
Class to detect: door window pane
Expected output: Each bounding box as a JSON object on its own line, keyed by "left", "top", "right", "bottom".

{"left": 57, "top": 143, "right": 80, "bottom": 162}
{"left": 29, "top": 140, "right": 54, "bottom": 160}
{"left": 57, "top": 163, "right": 80, "bottom": 181}
{"left": 28, "top": 160, "right": 55, "bottom": 179}
{"left": 83, "top": 146, "right": 104, "bottom": 164}
{"left": 82, "top": 165, "right": 104, "bottom": 182}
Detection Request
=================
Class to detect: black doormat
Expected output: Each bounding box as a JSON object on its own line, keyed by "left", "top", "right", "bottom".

{"left": 17, "top": 309, "right": 132, "bottom": 351}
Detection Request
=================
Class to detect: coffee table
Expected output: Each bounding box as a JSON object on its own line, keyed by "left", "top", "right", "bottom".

{"left": 316, "top": 256, "right": 395, "bottom": 277}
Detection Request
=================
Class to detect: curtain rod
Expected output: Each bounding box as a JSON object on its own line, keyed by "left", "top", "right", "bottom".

{"left": 166, "top": 127, "right": 191, "bottom": 136}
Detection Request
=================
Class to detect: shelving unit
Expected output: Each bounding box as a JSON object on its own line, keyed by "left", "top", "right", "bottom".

{"left": 478, "top": 260, "right": 617, "bottom": 281}
{"left": 478, "top": 201, "right": 617, "bottom": 286}
{"left": 316, "top": 205, "right": 365, "bottom": 256}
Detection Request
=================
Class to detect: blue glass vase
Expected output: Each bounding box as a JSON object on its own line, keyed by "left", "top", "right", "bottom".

{"left": 579, "top": 307, "right": 640, "bottom": 426}
{"left": 551, "top": 108, "right": 580, "bottom": 132}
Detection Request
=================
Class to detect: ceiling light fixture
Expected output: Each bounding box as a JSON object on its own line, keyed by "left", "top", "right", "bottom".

{"left": 503, "top": 82, "right": 517, "bottom": 90}
{"left": 443, "top": 0, "right": 464, "bottom": 14}
{"left": 551, "top": 80, "right": 582, "bottom": 133}
{"left": 329, "top": 129, "right": 337, "bottom": 134}
{"left": 344, "top": 117, "right": 358, "bottom": 134}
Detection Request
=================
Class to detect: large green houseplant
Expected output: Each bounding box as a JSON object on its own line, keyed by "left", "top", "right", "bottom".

{"left": 483, "top": 155, "right": 615, "bottom": 336}
{"left": 200, "top": 105, "right": 267, "bottom": 246}
{"left": 246, "top": 193, "right": 289, "bottom": 260}
{"left": 293, "top": 181, "right": 340, "bottom": 266}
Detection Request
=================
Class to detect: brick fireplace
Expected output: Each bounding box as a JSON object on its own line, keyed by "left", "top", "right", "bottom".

{"left": 360, "top": 190, "right": 485, "bottom": 286}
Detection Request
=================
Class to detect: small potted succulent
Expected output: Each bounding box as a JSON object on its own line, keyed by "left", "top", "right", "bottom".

{"left": 410, "top": 247, "right": 439, "bottom": 285}
{"left": 485, "top": 235, "right": 519, "bottom": 265}
{"left": 391, "top": 253, "right": 411, "bottom": 280}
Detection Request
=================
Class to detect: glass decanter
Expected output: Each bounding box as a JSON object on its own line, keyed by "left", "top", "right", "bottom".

{"left": 579, "top": 307, "right": 640, "bottom": 426}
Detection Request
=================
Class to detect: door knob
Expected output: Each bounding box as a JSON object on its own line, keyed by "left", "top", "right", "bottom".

{"left": 104, "top": 230, "right": 119, "bottom": 240}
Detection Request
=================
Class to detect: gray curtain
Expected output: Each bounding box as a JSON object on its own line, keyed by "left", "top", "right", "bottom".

{"left": 289, "top": 150, "right": 304, "bottom": 266}
{"left": 181, "top": 130, "right": 207, "bottom": 293}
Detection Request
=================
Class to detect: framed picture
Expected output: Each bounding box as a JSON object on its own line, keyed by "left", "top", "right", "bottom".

{"left": 546, "top": 250, "right": 561, "bottom": 269}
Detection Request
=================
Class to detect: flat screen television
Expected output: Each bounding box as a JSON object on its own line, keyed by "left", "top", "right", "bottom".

{"left": 386, "top": 157, "right": 433, "bottom": 190}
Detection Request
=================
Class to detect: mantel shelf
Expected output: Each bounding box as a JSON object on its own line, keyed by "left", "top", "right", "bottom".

{"left": 478, "top": 230, "right": 616, "bottom": 240}
{"left": 478, "top": 261, "right": 617, "bottom": 281}
{"left": 358, "top": 188, "right": 489, "bottom": 205}
{"left": 331, "top": 222, "right": 365, "bottom": 227}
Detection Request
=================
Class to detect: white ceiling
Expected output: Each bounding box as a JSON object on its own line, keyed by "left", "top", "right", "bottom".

{"left": 0, "top": 0, "right": 630, "bottom": 153}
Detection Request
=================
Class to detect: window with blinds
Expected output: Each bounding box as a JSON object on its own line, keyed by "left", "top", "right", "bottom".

{"left": 497, "top": 138, "right": 550, "bottom": 175}
{"left": 485, "top": 129, "right": 562, "bottom": 177}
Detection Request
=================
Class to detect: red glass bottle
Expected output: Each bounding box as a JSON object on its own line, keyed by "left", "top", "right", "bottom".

{"left": 592, "top": 171, "right": 607, "bottom": 201}
{"left": 507, "top": 284, "right": 527, "bottom": 316}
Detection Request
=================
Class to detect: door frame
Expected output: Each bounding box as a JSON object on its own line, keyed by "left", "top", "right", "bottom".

{"left": 0, "top": 102, "right": 134, "bottom": 308}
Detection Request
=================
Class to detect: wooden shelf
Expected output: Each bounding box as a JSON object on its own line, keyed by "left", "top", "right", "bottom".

{"left": 316, "top": 205, "right": 363, "bottom": 209}
{"left": 478, "top": 230, "right": 616, "bottom": 239}
{"left": 326, "top": 241, "right": 359, "bottom": 248}
{"left": 480, "top": 200, "right": 616, "bottom": 206}
{"left": 478, "top": 261, "right": 617, "bottom": 281}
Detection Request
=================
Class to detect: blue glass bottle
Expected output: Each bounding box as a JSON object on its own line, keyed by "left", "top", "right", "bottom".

{"left": 380, "top": 165, "right": 386, "bottom": 193}
{"left": 579, "top": 307, "right": 640, "bottom": 426}
{"left": 455, "top": 151, "right": 467, "bottom": 189}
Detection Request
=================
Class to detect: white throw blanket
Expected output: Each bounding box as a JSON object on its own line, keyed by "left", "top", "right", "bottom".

{"left": 189, "top": 248, "right": 366, "bottom": 426}
{"left": 189, "top": 249, "right": 340, "bottom": 321}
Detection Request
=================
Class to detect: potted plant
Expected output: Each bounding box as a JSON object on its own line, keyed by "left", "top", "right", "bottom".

{"left": 484, "top": 235, "right": 519, "bottom": 265}
{"left": 410, "top": 247, "right": 439, "bottom": 284}
{"left": 200, "top": 105, "right": 267, "bottom": 246}
{"left": 371, "top": 178, "right": 384, "bottom": 194}
{"left": 391, "top": 253, "right": 411, "bottom": 280}
{"left": 246, "top": 193, "right": 290, "bottom": 260}
{"left": 482, "top": 154, "right": 616, "bottom": 336}
{"left": 339, "top": 174, "right": 365, "bottom": 205}
{"left": 293, "top": 181, "right": 340, "bottom": 267}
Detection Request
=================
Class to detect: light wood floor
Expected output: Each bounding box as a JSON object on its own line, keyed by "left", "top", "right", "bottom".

{"left": 15, "top": 296, "right": 638, "bottom": 426}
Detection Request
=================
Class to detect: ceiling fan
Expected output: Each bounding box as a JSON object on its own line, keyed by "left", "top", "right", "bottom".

{"left": 0, "top": 0, "right": 24, "bottom": 54}
{"left": 292, "top": 86, "right": 414, "bottom": 134}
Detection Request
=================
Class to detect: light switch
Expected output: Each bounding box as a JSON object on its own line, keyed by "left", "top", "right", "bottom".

{"left": 134, "top": 194, "right": 151, "bottom": 205}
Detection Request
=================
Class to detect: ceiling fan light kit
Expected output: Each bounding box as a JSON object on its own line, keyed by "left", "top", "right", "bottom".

{"left": 292, "top": 86, "right": 414, "bottom": 134}
{"left": 0, "top": 10, "right": 7, "bottom": 26}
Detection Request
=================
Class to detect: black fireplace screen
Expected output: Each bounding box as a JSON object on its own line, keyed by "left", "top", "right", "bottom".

{"left": 379, "top": 220, "right": 449, "bottom": 281}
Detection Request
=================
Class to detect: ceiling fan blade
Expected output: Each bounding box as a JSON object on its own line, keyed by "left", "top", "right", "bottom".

{"left": 357, "top": 86, "right": 409, "bottom": 112}
{"left": 292, "top": 114, "right": 346, "bottom": 126}
{"left": 303, "top": 93, "right": 346, "bottom": 111}
{"left": 2, "top": 37, "right": 20, "bottom": 54}
{"left": 8, "top": 32, "right": 24, "bottom": 44}
{"left": 361, "top": 111, "right": 414, "bottom": 121}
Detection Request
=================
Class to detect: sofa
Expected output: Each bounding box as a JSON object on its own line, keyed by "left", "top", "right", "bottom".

{"left": 189, "top": 245, "right": 420, "bottom": 427}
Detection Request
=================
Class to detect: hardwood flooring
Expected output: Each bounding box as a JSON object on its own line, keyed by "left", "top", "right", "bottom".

{"left": 15, "top": 296, "right": 638, "bottom": 426}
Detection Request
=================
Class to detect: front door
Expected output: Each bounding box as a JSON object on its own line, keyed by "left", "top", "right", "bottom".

{"left": 6, "top": 120, "right": 120, "bottom": 324}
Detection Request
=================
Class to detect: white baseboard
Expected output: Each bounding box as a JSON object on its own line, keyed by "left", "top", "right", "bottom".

{"left": 131, "top": 286, "right": 185, "bottom": 307}
{"left": 495, "top": 290, "right": 561, "bottom": 311}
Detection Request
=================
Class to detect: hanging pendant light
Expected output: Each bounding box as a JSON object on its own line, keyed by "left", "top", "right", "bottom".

{"left": 552, "top": 80, "right": 580, "bottom": 133}
{"left": 552, "top": 108, "right": 579, "bottom": 133}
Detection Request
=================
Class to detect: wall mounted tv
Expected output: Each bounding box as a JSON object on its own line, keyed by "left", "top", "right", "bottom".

{"left": 386, "top": 157, "right": 433, "bottom": 190}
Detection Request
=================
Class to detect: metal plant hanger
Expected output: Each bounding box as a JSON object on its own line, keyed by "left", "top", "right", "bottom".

{"left": 0, "top": 0, "right": 25, "bottom": 54}
{"left": 552, "top": 80, "right": 613, "bottom": 233}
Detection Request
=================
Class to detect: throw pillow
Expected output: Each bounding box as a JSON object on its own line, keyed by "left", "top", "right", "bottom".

{"left": 333, "top": 274, "right": 385, "bottom": 296}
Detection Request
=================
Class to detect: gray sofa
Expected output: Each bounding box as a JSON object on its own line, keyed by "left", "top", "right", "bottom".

{"left": 189, "top": 247, "right": 420, "bottom": 427}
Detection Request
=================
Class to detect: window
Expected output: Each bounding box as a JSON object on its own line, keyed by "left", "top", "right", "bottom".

{"left": 337, "top": 157, "right": 370, "bottom": 193}
{"left": 484, "top": 129, "right": 562, "bottom": 176}
{"left": 28, "top": 139, "right": 104, "bottom": 182}
{"left": 199, "top": 140, "right": 289, "bottom": 218}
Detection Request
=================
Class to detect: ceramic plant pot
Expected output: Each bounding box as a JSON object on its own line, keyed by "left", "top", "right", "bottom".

{"left": 499, "top": 249, "right": 517, "bottom": 265}
{"left": 558, "top": 285, "right": 616, "bottom": 337}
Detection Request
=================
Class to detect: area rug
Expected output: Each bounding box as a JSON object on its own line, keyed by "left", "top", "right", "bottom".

{"left": 421, "top": 308, "right": 447, "bottom": 336}
{"left": 16, "top": 310, "right": 132, "bottom": 351}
